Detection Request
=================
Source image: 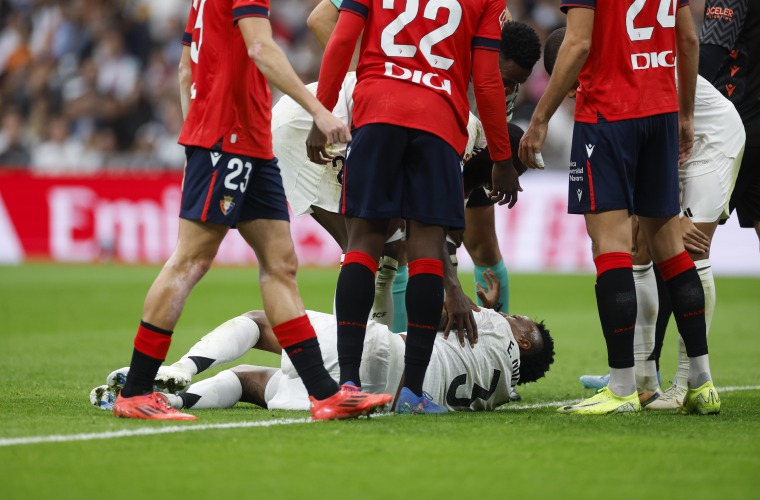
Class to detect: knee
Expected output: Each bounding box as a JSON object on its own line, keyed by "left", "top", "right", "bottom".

{"left": 260, "top": 251, "right": 299, "bottom": 285}
{"left": 165, "top": 247, "right": 216, "bottom": 281}
{"left": 464, "top": 234, "right": 501, "bottom": 266}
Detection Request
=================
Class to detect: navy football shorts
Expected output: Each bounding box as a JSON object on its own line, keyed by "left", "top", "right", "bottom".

{"left": 341, "top": 123, "right": 465, "bottom": 228}
{"left": 568, "top": 112, "right": 680, "bottom": 217}
{"left": 180, "top": 146, "right": 289, "bottom": 226}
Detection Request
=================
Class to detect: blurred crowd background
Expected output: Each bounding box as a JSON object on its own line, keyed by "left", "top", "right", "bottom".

{"left": 0, "top": 0, "right": 707, "bottom": 174}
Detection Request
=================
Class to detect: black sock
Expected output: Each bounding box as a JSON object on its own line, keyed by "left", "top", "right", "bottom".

{"left": 648, "top": 267, "right": 672, "bottom": 371}
{"left": 121, "top": 349, "right": 163, "bottom": 397}
{"left": 595, "top": 268, "right": 637, "bottom": 369}
{"left": 403, "top": 266, "right": 443, "bottom": 396}
{"left": 335, "top": 258, "right": 376, "bottom": 386}
{"left": 284, "top": 338, "right": 339, "bottom": 400}
{"left": 664, "top": 268, "right": 708, "bottom": 357}
{"left": 121, "top": 321, "right": 173, "bottom": 398}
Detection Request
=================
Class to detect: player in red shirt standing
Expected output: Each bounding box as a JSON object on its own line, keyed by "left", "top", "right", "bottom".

{"left": 519, "top": 0, "right": 720, "bottom": 415}
{"left": 112, "top": 0, "right": 392, "bottom": 421}
{"left": 306, "top": 0, "right": 520, "bottom": 413}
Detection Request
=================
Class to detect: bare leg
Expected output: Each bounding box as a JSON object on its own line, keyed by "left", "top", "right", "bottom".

{"left": 310, "top": 206, "right": 348, "bottom": 252}
{"left": 232, "top": 365, "right": 280, "bottom": 409}
{"left": 142, "top": 219, "right": 227, "bottom": 330}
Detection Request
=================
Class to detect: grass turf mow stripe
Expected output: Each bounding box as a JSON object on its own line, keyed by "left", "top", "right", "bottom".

{"left": 2, "top": 385, "right": 758, "bottom": 448}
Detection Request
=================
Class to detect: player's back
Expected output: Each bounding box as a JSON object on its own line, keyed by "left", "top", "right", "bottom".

{"left": 179, "top": 0, "right": 273, "bottom": 159}
{"left": 344, "top": 0, "right": 505, "bottom": 153}
{"left": 701, "top": 1, "right": 760, "bottom": 122}
{"left": 563, "top": 0, "right": 686, "bottom": 123}
{"left": 425, "top": 309, "right": 518, "bottom": 411}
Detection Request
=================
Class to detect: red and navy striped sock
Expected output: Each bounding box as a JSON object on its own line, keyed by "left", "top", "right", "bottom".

{"left": 274, "top": 315, "right": 338, "bottom": 401}
{"left": 121, "top": 321, "right": 173, "bottom": 398}
{"left": 403, "top": 258, "right": 444, "bottom": 397}
{"left": 594, "top": 253, "right": 637, "bottom": 369}
{"left": 335, "top": 251, "right": 378, "bottom": 386}
{"left": 657, "top": 251, "right": 707, "bottom": 357}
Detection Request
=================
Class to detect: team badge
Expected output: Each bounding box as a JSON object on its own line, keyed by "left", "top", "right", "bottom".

{"left": 220, "top": 195, "right": 235, "bottom": 216}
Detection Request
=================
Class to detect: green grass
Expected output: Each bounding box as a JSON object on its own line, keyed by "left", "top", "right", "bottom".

{"left": 1, "top": 264, "right": 759, "bottom": 499}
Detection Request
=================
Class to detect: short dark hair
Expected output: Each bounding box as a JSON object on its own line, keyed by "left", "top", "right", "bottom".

{"left": 543, "top": 27, "right": 566, "bottom": 76}
{"left": 500, "top": 21, "right": 541, "bottom": 71}
{"left": 516, "top": 320, "right": 555, "bottom": 385}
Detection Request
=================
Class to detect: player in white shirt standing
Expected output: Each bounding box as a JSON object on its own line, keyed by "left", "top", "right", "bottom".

{"left": 91, "top": 279, "right": 555, "bottom": 413}
{"left": 541, "top": 28, "right": 745, "bottom": 410}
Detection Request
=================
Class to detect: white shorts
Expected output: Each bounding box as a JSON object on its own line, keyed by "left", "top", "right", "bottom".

{"left": 262, "top": 311, "right": 404, "bottom": 410}
{"left": 679, "top": 145, "right": 744, "bottom": 223}
{"left": 272, "top": 113, "right": 344, "bottom": 217}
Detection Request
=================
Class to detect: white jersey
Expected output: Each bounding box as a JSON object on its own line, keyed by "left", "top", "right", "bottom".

{"left": 265, "top": 309, "right": 520, "bottom": 412}
{"left": 682, "top": 75, "right": 745, "bottom": 177}
{"left": 271, "top": 74, "right": 357, "bottom": 216}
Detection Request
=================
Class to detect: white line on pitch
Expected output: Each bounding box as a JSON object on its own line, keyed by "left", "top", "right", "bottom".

{"left": 1, "top": 385, "right": 758, "bottom": 448}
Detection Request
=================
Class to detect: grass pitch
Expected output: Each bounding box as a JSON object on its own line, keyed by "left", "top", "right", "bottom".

{"left": 1, "top": 264, "right": 758, "bottom": 499}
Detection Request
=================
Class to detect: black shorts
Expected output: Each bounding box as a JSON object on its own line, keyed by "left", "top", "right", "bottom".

{"left": 341, "top": 123, "right": 465, "bottom": 228}
{"left": 180, "top": 146, "right": 289, "bottom": 226}
{"left": 730, "top": 116, "right": 760, "bottom": 227}
{"left": 568, "top": 112, "right": 680, "bottom": 217}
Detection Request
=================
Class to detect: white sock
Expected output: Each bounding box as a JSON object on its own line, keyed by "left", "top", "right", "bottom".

{"left": 372, "top": 256, "right": 398, "bottom": 326}
{"left": 172, "top": 316, "right": 260, "bottom": 375}
{"left": 608, "top": 367, "right": 636, "bottom": 397}
{"left": 676, "top": 260, "right": 715, "bottom": 388}
{"left": 633, "top": 264, "right": 659, "bottom": 393}
{"left": 333, "top": 254, "right": 346, "bottom": 317}
{"left": 182, "top": 370, "right": 243, "bottom": 409}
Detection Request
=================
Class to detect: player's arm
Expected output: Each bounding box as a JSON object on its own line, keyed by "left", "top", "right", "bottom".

{"left": 307, "top": 7, "right": 365, "bottom": 164}
{"left": 675, "top": 4, "right": 699, "bottom": 165}
{"left": 471, "top": 2, "right": 520, "bottom": 209}
{"left": 307, "top": 0, "right": 341, "bottom": 49}
{"left": 699, "top": 0, "right": 747, "bottom": 82}
{"left": 237, "top": 16, "right": 350, "bottom": 145}
{"left": 441, "top": 233, "right": 478, "bottom": 347}
{"left": 519, "top": 6, "right": 593, "bottom": 169}
{"left": 178, "top": 45, "right": 192, "bottom": 120}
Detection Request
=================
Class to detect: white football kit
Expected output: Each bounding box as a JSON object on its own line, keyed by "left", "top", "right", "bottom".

{"left": 264, "top": 309, "right": 519, "bottom": 412}
{"left": 679, "top": 75, "right": 745, "bottom": 222}
{"left": 272, "top": 73, "right": 488, "bottom": 217}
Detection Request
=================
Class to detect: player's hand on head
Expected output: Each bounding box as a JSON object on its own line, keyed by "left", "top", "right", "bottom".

{"left": 489, "top": 159, "right": 522, "bottom": 209}
{"left": 475, "top": 268, "right": 501, "bottom": 310}
{"left": 518, "top": 120, "right": 548, "bottom": 170}
{"left": 677, "top": 116, "right": 694, "bottom": 166}
{"left": 680, "top": 216, "right": 710, "bottom": 254}
{"left": 443, "top": 285, "right": 478, "bottom": 347}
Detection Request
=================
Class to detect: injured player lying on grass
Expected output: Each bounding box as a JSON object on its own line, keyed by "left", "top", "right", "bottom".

{"left": 91, "top": 288, "right": 554, "bottom": 414}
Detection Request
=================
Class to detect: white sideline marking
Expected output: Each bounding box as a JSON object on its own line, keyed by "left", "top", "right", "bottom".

{"left": 1, "top": 386, "right": 758, "bottom": 448}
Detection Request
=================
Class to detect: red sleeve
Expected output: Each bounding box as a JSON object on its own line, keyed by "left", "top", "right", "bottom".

{"left": 472, "top": 49, "right": 510, "bottom": 161}
{"left": 472, "top": 0, "right": 505, "bottom": 51}
{"left": 316, "top": 9, "right": 366, "bottom": 111}
{"left": 232, "top": 0, "right": 270, "bottom": 22}
{"left": 181, "top": 4, "right": 198, "bottom": 46}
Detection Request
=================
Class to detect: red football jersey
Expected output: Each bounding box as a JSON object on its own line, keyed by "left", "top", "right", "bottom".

{"left": 179, "top": 0, "right": 273, "bottom": 159}
{"left": 561, "top": 0, "right": 689, "bottom": 123}
{"left": 336, "top": 0, "right": 506, "bottom": 154}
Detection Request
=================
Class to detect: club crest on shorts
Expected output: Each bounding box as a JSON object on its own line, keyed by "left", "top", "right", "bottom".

{"left": 220, "top": 195, "right": 235, "bottom": 216}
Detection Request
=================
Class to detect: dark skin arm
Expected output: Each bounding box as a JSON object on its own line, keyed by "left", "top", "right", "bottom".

{"left": 442, "top": 233, "right": 477, "bottom": 346}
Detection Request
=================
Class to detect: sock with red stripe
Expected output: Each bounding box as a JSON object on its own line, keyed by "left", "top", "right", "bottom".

{"left": 121, "top": 321, "right": 173, "bottom": 398}
{"left": 403, "top": 258, "right": 444, "bottom": 397}
{"left": 335, "top": 251, "right": 378, "bottom": 386}
{"left": 594, "top": 252, "right": 637, "bottom": 396}
{"left": 274, "top": 315, "right": 339, "bottom": 400}
{"left": 657, "top": 252, "right": 711, "bottom": 386}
